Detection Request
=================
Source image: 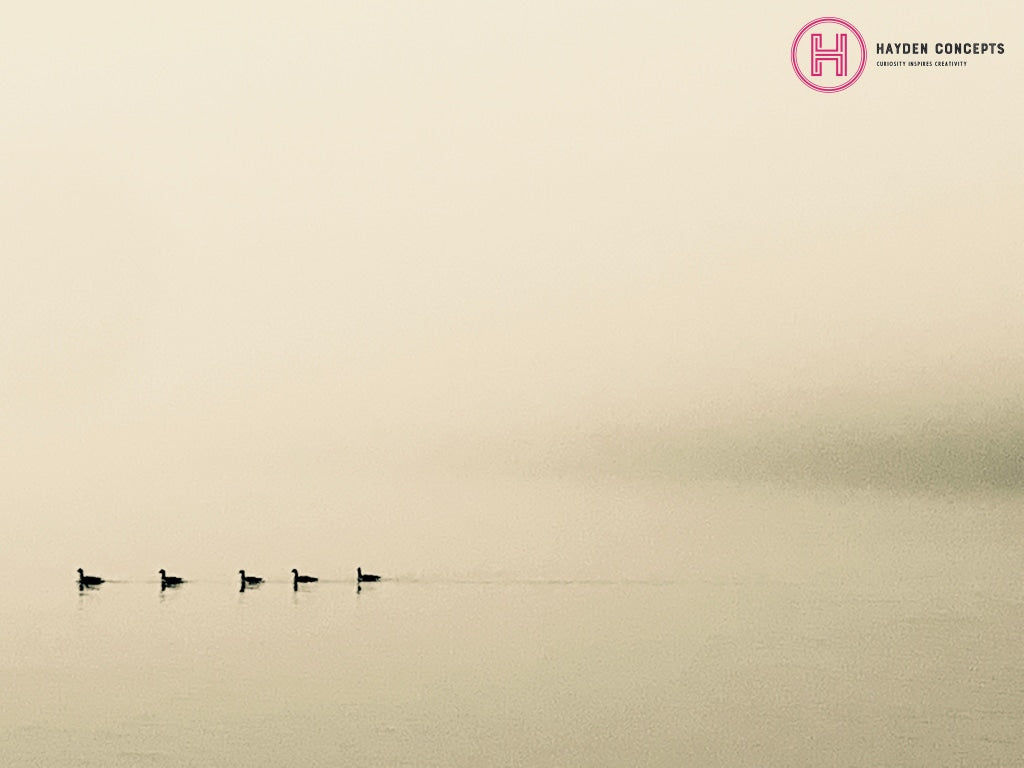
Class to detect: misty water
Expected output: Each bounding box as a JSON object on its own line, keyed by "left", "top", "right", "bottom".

{"left": 2, "top": 486, "right": 1021, "bottom": 768}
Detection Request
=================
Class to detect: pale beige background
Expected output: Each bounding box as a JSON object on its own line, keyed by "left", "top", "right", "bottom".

{"left": 2, "top": 2, "right": 1021, "bottom": 580}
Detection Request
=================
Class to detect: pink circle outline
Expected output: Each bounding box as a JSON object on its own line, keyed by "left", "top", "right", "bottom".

{"left": 791, "top": 17, "right": 867, "bottom": 93}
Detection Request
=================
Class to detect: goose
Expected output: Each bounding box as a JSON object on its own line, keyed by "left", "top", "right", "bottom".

{"left": 291, "top": 568, "right": 318, "bottom": 585}
{"left": 239, "top": 570, "right": 263, "bottom": 586}
{"left": 357, "top": 567, "right": 380, "bottom": 583}
{"left": 159, "top": 569, "right": 184, "bottom": 587}
{"left": 77, "top": 568, "right": 104, "bottom": 587}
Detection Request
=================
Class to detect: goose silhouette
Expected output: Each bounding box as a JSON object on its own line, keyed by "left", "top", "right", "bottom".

{"left": 239, "top": 570, "right": 263, "bottom": 586}
{"left": 77, "top": 568, "right": 104, "bottom": 587}
{"left": 291, "top": 568, "right": 318, "bottom": 585}
{"left": 356, "top": 567, "right": 380, "bottom": 583}
{"left": 159, "top": 569, "right": 184, "bottom": 588}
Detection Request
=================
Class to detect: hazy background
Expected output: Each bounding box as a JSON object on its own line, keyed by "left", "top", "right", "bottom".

{"left": 1, "top": 1, "right": 1021, "bottom": 585}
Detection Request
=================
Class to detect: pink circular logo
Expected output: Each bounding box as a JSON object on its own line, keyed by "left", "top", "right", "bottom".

{"left": 792, "top": 17, "right": 867, "bottom": 92}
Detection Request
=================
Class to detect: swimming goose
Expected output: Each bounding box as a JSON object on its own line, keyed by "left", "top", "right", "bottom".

{"left": 239, "top": 570, "right": 263, "bottom": 586}
{"left": 77, "top": 568, "right": 104, "bottom": 587}
{"left": 290, "top": 569, "right": 317, "bottom": 593}
{"left": 357, "top": 567, "right": 380, "bottom": 583}
{"left": 159, "top": 569, "right": 184, "bottom": 587}
{"left": 291, "top": 568, "right": 318, "bottom": 585}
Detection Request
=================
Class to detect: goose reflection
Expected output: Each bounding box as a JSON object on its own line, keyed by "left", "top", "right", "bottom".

{"left": 77, "top": 568, "right": 104, "bottom": 589}
{"left": 159, "top": 569, "right": 185, "bottom": 590}
{"left": 291, "top": 568, "right": 318, "bottom": 591}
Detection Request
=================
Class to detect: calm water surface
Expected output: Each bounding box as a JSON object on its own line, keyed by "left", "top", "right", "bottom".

{"left": 2, "top": 492, "right": 1022, "bottom": 767}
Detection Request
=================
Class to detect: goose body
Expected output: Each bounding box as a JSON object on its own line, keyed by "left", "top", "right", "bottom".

{"left": 77, "top": 568, "right": 104, "bottom": 587}
{"left": 291, "top": 568, "right": 318, "bottom": 584}
{"left": 357, "top": 567, "right": 381, "bottom": 583}
{"left": 239, "top": 570, "right": 263, "bottom": 586}
{"left": 159, "top": 569, "right": 184, "bottom": 587}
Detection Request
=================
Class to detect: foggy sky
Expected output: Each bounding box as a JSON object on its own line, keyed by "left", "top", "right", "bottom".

{"left": 2, "top": 2, "right": 1022, "bottom": 580}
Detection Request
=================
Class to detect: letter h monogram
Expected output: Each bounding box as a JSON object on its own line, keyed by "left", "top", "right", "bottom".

{"left": 810, "top": 33, "right": 847, "bottom": 76}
